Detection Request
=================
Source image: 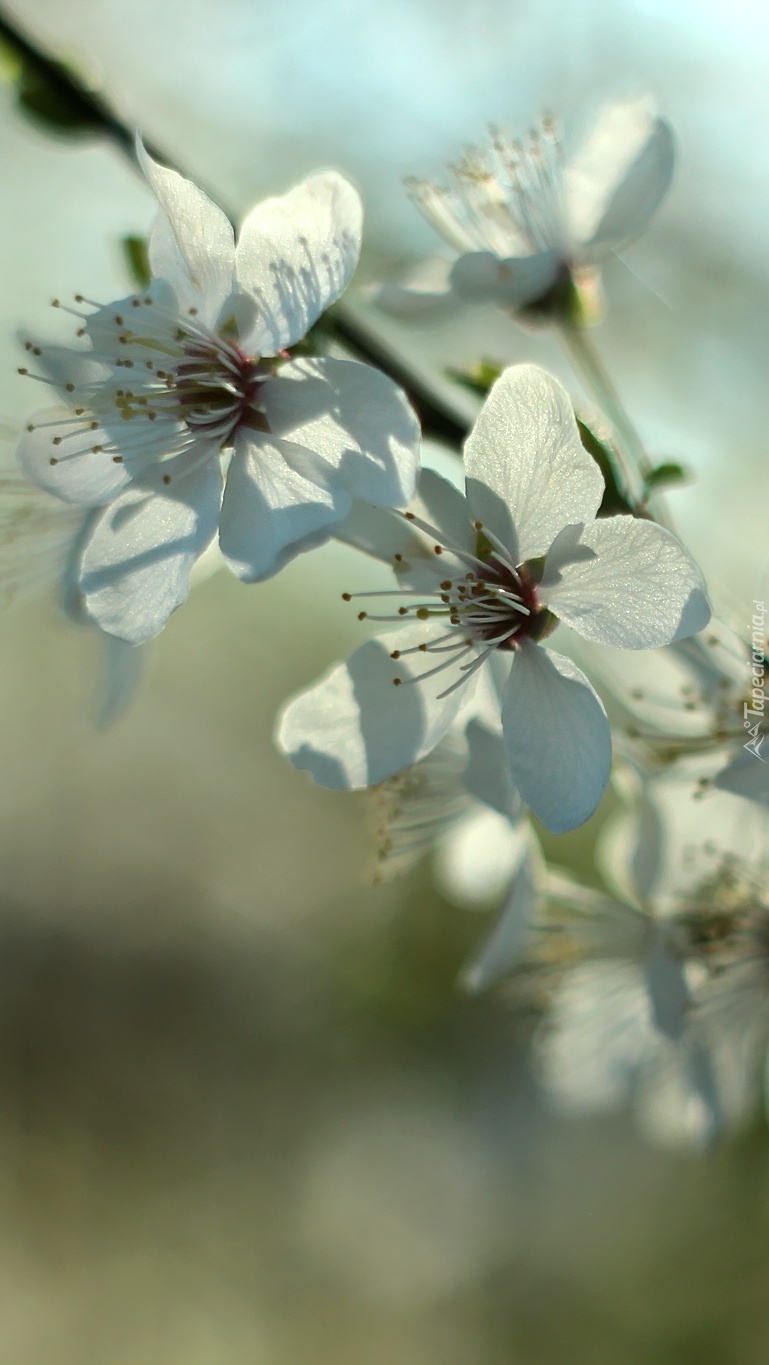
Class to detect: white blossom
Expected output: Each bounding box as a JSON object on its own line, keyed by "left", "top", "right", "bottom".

{"left": 371, "top": 712, "right": 542, "bottom": 990}
{"left": 16, "top": 143, "right": 420, "bottom": 643}
{"left": 376, "top": 99, "right": 674, "bottom": 320}
{"left": 533, "top": 762, "right": 769, "bottom": 1146}
{"left": 277, "top": 365, "right": 710, "bottom": 834}
{"left": 0, "top": 455, "right": 150, "bottom": 724}
{"left": 581, "top": 622, "right": 769, "bottom": 806}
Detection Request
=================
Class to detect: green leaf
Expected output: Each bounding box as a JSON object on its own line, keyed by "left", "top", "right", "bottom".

{"left": 0, "top": 22, "right": 114, "bottom": 140}
{"left": 445, "top": 359, "right": 503, "bottom": 397}
{"left": 122, "top": 235, "right": 151, "bottom": 290}
{"left": 643, "top": 462, "right": 689, "bottom": 495}
{"left": 15, "top": 60, "right": 102, "bottom": 136}
{"left": 577, "top": 417, "right": 635, "bottom": 517}
{"left": 0, "top": 35, "right": 22, "bottom": 82}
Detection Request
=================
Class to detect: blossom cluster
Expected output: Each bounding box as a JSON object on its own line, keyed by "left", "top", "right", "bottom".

{"left": 8, "top": 99, "right": 768, "bottom": 1147}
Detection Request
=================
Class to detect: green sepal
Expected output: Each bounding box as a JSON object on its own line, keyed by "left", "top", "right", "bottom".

{"left": 121, "top": 235, "right": 151, "bottom": 290}
{"left": 445, "top": 360, "right": 503, "bottom": 398}
{"left": 642, "top": 462, "right": 689, "bottom": 496}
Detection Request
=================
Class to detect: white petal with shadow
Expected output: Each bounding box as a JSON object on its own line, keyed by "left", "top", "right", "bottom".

{"left": 463, "top": 718, "right": 522, "bottom": 819}
{"left": 501, "top": 643, "right": 612, "bottom": 833}
{"left": 460, "top": 847, "right": 537, "bottom": 991}
{"left": 138, "top": 140, "right": 236, "bottom": 324}
{"left": 644, "top": 928, "right": 689, "bottom": 1041}
{"left": 79, "top": 461, "right": 223, "bottom": 643}
{"left": 714, "top": 751, "right": 769, "bottom": 806}
{"left": 276, "top": 622, "right": 479, "bottom": 790}
{"left": 219, "top": 429, "right": 350, "bottom": 583}
{"left": 263, "top": 357, "right": 419, "bottom": 508}
{"left": 333, "top": 468, "right": 474, "bottom": 579}
{"left": 370, "top": 255, "right": 457, "bottom": 320}
{"left": 236, "top": 172, "right": 362, "bottom": 354}
{"left": 17, "top": 406, "right": 133, "bottom": 506}
{"left": 566, "top": 99, "right": 675, "bottom": 250}
{"left": 450, "top": 250, "right": 560, "bottom": 308}
{"left": 464, "top": 365, "right": 603, "bottom": 565}
{"left": 535, "top": 961, "right": 650, "bottom": 1113}
{"left": 92, "top": 636, "right": 147, "bottom": 730}
{"left": 541, "top": 517, "right": 710, "bottom": 648}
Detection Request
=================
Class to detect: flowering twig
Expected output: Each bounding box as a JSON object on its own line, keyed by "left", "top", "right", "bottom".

{"left": 0, "top": 2, "right": 468, "bottom": 450}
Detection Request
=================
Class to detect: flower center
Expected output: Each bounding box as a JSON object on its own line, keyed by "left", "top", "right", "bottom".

{"left": 342, "top": 507, "right": 558, "bottom": 701}
{"left": 676, "top": 862, "right": 769, "bottom": 977}
{"left": 94, "top": 295, "right": 270, "bottom": 443}
{"left": 20, "top": 292, "right": 275, "bottom": 487}
{"left": 406, "top": 115, "right": 570, "bottom": 260}
{"left": 450, "top": 535, "right": 556, "bottom": 650}
{"left": 149, "top": 335, "right": 267, "bottom": 440}
{"left": 370, "top": 735, "right": 471, "bottom": 881}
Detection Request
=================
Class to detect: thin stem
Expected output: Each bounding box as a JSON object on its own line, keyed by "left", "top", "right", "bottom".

{"left": 0, "top": 3, "right": 469, "bottom": 450}
{"left": 559, "top": 319, "right": 650, "bottom": 509}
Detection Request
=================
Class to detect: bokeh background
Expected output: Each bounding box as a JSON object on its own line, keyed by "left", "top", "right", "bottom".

{"left": 0, "top": 1, "right": 768, "bottom": 1360}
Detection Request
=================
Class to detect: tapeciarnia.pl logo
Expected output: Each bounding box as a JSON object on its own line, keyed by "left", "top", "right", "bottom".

{"left": 745, "top": 600, "right": 766, "bottom": 760}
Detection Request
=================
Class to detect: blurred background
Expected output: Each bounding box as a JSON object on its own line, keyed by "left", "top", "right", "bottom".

{"left": 0, "top": 0, "right": 768, "bottom": 1360}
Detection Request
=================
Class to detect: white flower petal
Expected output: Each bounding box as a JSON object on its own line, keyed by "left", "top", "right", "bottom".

{"left": 630, "top": 761, "right": 769, "bottom": 915}
{"left": 541, "top": 517, "right": 710, "bottom": 648}
{"left": 437, "top": 807, "right": 525, "bottom": 907}
{"left": 333, "top": 500, "right": 418, "bottom": 565}
{"left": 0, "top": 467, "right": 85, "bottom": 607}
{"left": 566, "top": 99, "right": 675, "bottom": 250}
{"left": 92, "top": 636, "right": 147, "bottom": 730}
{"left": 219, "top": 430, "right": 350, "bottom": 583}
{"left": 535, "top": 961, "right": 651, "bottom": 1114}
{"left": 236, "top": 171, "right": 363, "bottom": 353}
{"left": 596, "top": 780, "right": 664, "bottom": 905}
{"left": 463, "top": 364, "right": 603, "bottom": 564}
{"left": 459, "top": 847, "right": 537, "bottom": 991}
{"left": 28, "top": 343, "right": 111, "bottom": 397}
{"left": 634, "top": 1033, "right": 722, "bottom": 1150}
{"left": 436, "top": 805, "right": 528, "bottom": 909}
{"left": 275, "top": 622, "right": 478, "bottom": 790}
{"left": 138, "top": 141, "right": 236, "bottom": 323}
{"left": 17, "top": 406, "right": 133, "bottom": 506}
{"left": 501, "top": 643, "right": 612, "bottom": 833}
{"left": 412, "top": 467, "right": 476, "bottom": 551}
{"left": 263, "top": 357, "right": 420, "bottom": 508}
{"left": 450, "top": 250, "right": 560, "bottom": 308}
{"left": 407, "top": 180, "right": 481, "bottom": 253}
{"left": 337, "top": 466, "right": 469, "bottom": 567}
{"left": 368, "top": 255, "right": 458, "bottom": 321}
{"left": 578, "top": 636, "right": 730, "bottom": 740}
{"left": 333, "top": 469, "right": 475, "bottom": 583}
{"left": 79, "top": 462, "right": 223, "bottom": 643}
{"left": 714, "top": 750, "right": 769, "bottom": 806}
{"left": 644, "top": 929, "right": 689, "bottom": 1040}
{"left": 463, "top": 718, "right": 521, "bottom": 819}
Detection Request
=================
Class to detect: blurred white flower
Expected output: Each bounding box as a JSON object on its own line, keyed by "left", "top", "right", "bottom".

{"left": 0, "top": 460, "right": 84, "bottom": 606}
{"left": 370, "top": 727, "right": 473, "bottom": 881}
{"left": 371, "top": 712, "right": 542, "bottom": 990}
{"left": 580, "top": 621, "right": 769, "bottom": 807}
{"left": 0, "top": 457, "right": 146, "bottom": 725}
{"left": 17, "top": 143, "right": 420, "bottom": 644}
{"left": 376, "top": 98, "right": 674, "bottom": 321}
{"left": 277, "top": 364, "right": 710, "bottom": 833}
{"left": 533, "top": 762, "right": 769, "bottom": 1146}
